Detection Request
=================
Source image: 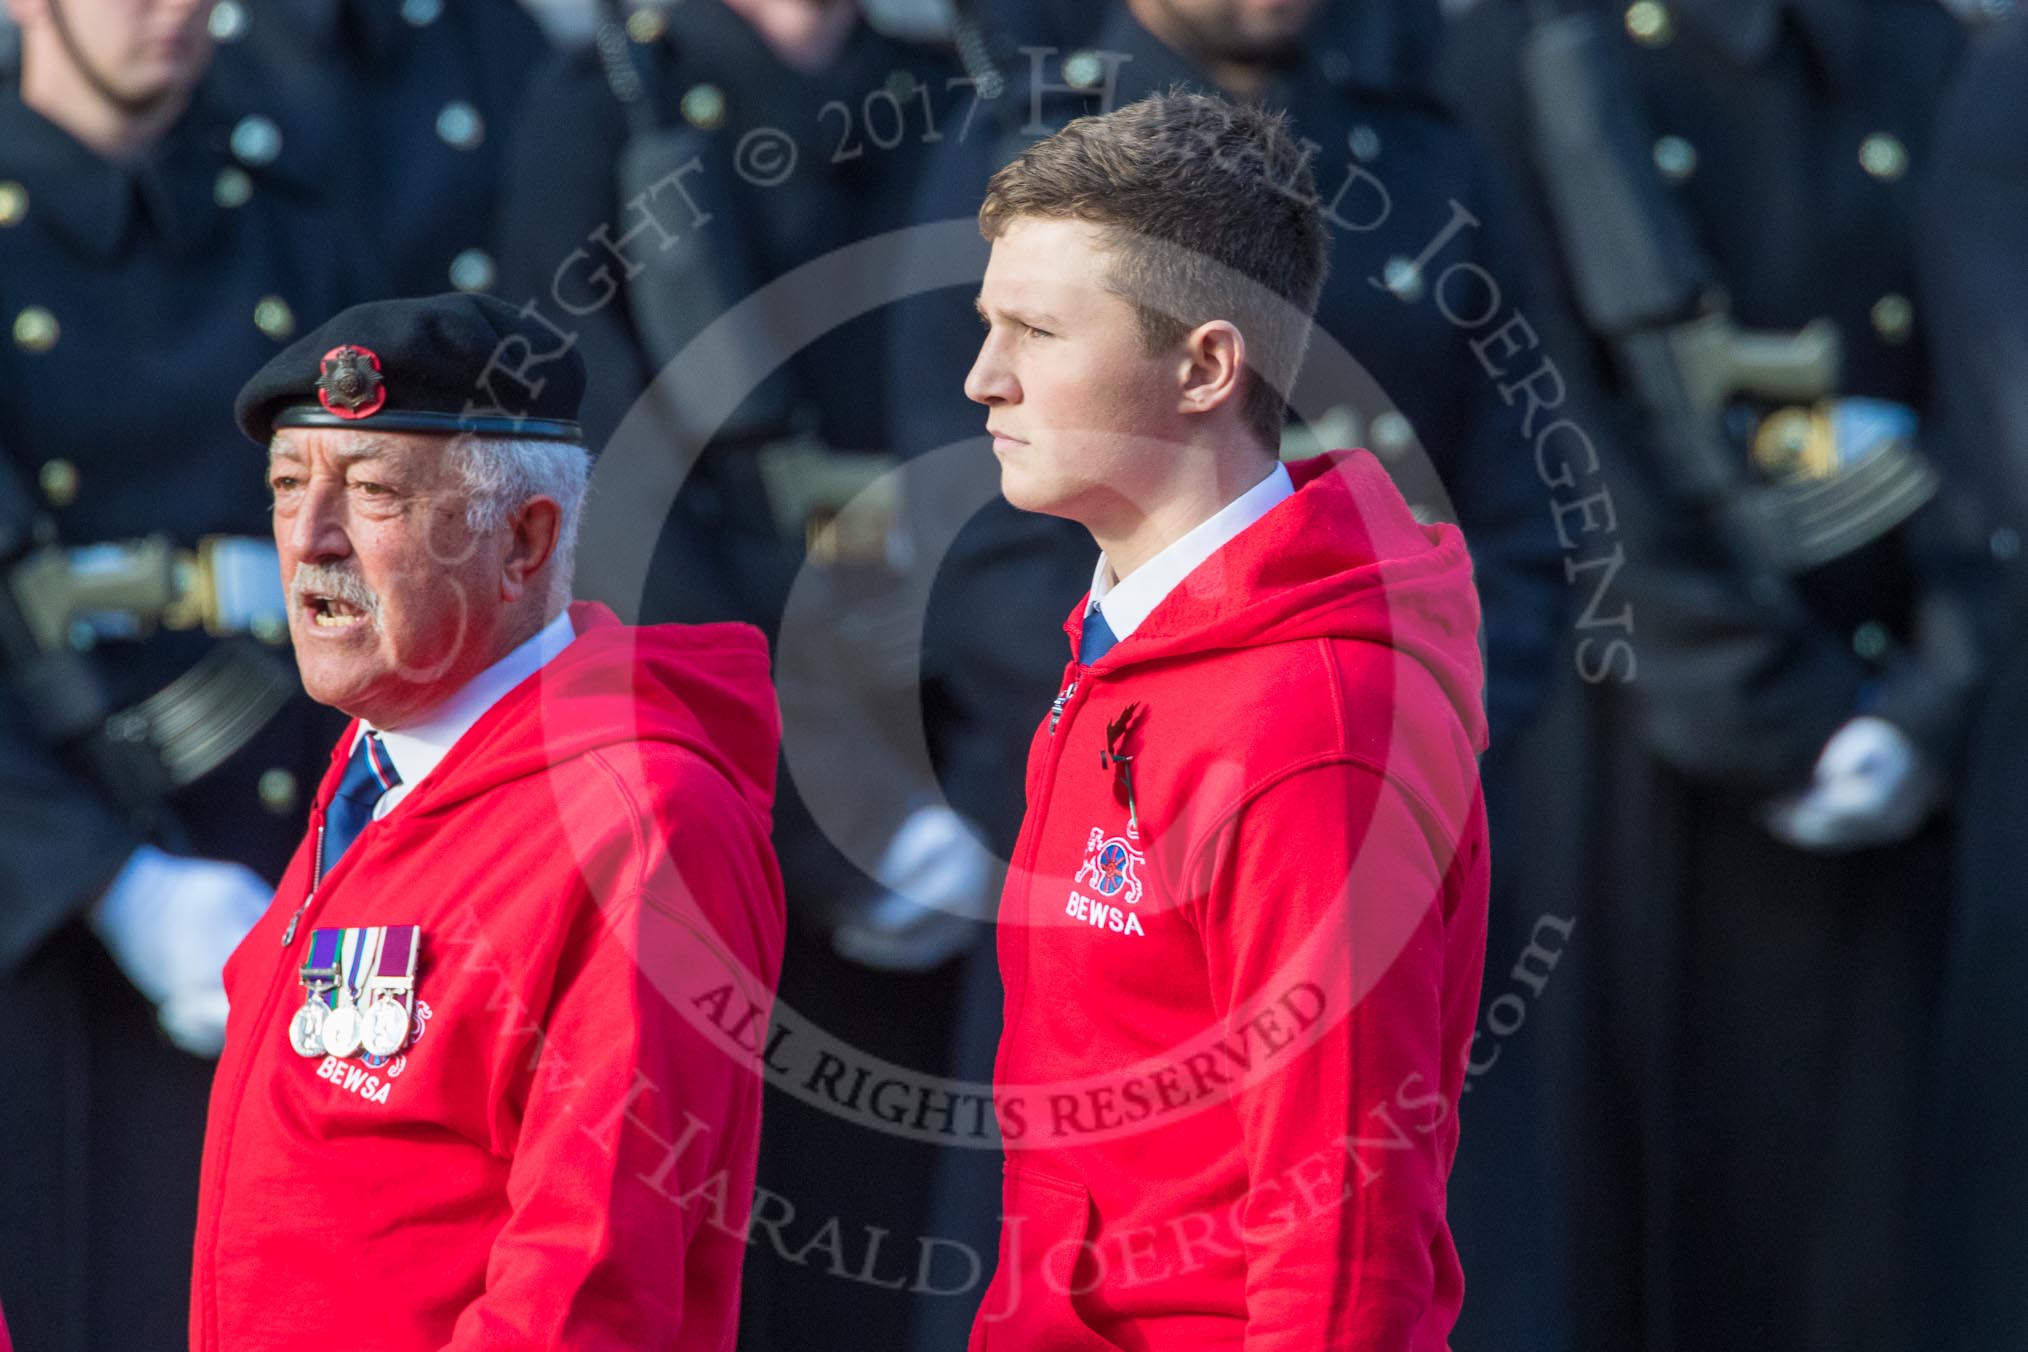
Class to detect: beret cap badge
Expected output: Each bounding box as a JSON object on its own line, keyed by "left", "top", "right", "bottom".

{"left": 236, "top": 292, "right": 585, "bottom": 444}
{"left": 316, "top": 345, "right": 386, "bottom": 420}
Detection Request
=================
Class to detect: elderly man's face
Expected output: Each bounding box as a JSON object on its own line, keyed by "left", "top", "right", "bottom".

{"left": 269, "top": 429, "right": 520, "bottom": 729}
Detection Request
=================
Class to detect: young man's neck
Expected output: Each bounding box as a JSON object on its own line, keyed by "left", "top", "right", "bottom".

{"left": 1091, "top": 442, "right": 1281, "bottom": 585}
{"left": 1124, "top": 0, "right": 1277, "bottom": 101}
{"left": 18, "top": 38, "right": 188, "bottom": 161}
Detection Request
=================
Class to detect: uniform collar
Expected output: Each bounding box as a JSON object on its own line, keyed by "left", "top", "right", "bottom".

{"left": 0, "top": 81, "right": 231, "bottom": 261}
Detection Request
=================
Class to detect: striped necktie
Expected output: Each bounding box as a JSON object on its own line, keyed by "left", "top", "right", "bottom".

{"left": 322, "top": 731, "right": 400, "bottom": 879}
{"left": 1081, "top": 603, "right": 1119, "bottom": 664}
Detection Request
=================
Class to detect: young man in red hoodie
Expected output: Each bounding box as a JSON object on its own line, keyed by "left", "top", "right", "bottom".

{"left": 963, "top": 92, "right": 1492, "bottom": 1349}
{"left": 189, "top": 293, "right": 786, "bottom": 1350}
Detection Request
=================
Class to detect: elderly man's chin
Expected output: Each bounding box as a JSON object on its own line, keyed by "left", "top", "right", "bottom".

{"left": 291, "top": 619, "right": 389, "bottom": 714}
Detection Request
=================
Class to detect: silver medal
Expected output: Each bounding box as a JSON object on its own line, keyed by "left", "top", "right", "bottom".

{"left": 321, "top": 998, "right": 364, "bottom": 1058}
{"left": 288, "top": 997, "right": 329, "bottom": 1057}
{"left": 362, "top": 996, "right": 411, "bottom": 1058}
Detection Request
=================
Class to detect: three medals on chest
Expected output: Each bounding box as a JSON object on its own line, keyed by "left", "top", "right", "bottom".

{"left": 289, "top": 924, "right": 419, "bottom": 1060}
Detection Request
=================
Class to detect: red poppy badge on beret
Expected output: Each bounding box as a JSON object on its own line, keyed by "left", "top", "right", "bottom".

{"left": 316, "top": 345, "right": 386, "bottom": 419}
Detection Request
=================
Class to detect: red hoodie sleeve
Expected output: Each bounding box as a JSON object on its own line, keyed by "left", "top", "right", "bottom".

{"left": 441, "top": 757, "right": 778, "bottom": 1351}
{"left": 1194, "top": 758, "right": 1472, "bottom": 1351}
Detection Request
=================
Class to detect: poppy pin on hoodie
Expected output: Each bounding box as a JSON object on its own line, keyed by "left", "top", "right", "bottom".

{"left": 1101, "top": 702, "right": 1144, "bottom": 839}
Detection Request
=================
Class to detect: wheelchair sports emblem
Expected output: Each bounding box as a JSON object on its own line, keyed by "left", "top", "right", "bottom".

{"left": 1076, "top": 828, "right": 1145, "bottom": 907}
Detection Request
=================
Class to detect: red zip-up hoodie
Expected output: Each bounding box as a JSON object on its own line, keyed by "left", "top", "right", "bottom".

{"left": 190, "top": 601, "right": 786, "bottom": 1351}
{"left": 971, "top": 451, "right": 1491, "bottom": 1351}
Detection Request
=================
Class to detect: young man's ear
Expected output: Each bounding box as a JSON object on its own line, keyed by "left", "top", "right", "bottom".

{"left": 1177, "top": 320, "right": 1248, "bottom": 420}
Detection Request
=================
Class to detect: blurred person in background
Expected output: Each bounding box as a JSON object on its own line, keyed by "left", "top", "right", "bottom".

{"left": 886, "top": 2, "right": 1577, "bottom": 1343}
{"left": 495, "top": 3, "right": 979, "bottom": 1348}
{"left": 1439, "top": 1, "right": 2002, "bottom": 1347}
{"left": 204, "top": 0, "right": 551, "bottom": 299}
{"left": 1910, "top": 10, "right": 2028, "bottom": 1347}
{"left": 0, "top": 0, "right": 352, "bottom": 1345}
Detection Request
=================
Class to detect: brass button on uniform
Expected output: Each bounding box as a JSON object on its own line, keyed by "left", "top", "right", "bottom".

{"left": 230, "top": 114, "right": 283, "bottom": 167}
{"left": 1859, "top": 132, "right": 1908, "bottom": 182}
{"left": 0, "top": 180, "right": 27, "bottom": 227}
{"left": 885, "top": 68, "right": 917, "bottom": 101}
{"left": 214, "top": 166, "right": 254, "bottom": 209}
{"left": 208, "top": 0, "right": 247, "bottom": 42}
{"left": 1379, "top": 256, "right": 1424, "bottom": 303}
{"left": 680, "top": 83, "right": 727, "bottom": 131}
{"left": 448, "top": 248, "right": 496, "bottom": 293}
{"left": 1372, "top": 411, "right": 1416, "bottom": 457}
{"left": 258, "top": 768, "right": 299, "bottom": 816}
{"left": 1064, "top": 50, "right": 1105, "bottom": 90}
{"left": 400, "top": 0, "right": 442, "bottom": 26}
{"left": 1852, "top": 620, "right": 1891, "bottom": 662}
{"left": 1653, "top": 134, "right": 1698, "bottom": 182}
{"left": 14, "top": 306, "right": 58, "bottom": 353}
{"left": 39, "top": 459, "right": 78, "bottom": 507}
{"left": 626, "top": 7, "right": 665, "bottom": 42}
{"left": 1870, "top": 293, "right": 1913, "bottom": 344}
{"left": 1625, "top": 1, "right": 1674, "bottom": 45}
{"left": 1349, "top": 124, "right": 1382, "bottom": 163}
{"left": 254, "top": 295, "right": 296, "bottom": 341}
{"left": 436, "top": 101, "right": 485, "bottom": 151}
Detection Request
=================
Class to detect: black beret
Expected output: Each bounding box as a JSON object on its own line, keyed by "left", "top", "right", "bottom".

{"left": 235, "top": 291, "right": 585, "bottom": 445}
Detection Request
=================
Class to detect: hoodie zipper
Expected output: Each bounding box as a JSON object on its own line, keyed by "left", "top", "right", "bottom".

{"left": 1048, "top": 678, "right": 1079, "bottom": 734}
{"left": 199, "top": 816, "right": 326, "bottom": 1350}
{"left": 279, "top": 822, "right": 326, "bottom": 946}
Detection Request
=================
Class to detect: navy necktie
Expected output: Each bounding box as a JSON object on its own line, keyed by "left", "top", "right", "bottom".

{"left": 322, "top": 731, "right": 400, "bottom": 878}
{"left": 1081, "top": 603, "right": 1119, "bottom": 665}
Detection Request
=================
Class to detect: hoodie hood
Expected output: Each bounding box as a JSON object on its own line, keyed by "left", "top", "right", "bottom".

{"left": 318, "top": 601, "right": 780, "bottom": 821}
{"left": 1069, "top": 450, "right": 1488, "bottom": 752}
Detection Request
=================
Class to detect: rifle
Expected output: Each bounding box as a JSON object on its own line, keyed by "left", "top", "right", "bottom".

{"left": 1519, "top": 8, "right": 1936, "bottom": 601}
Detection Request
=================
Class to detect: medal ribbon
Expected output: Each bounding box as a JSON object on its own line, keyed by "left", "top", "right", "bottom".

{"left": 374, "top": 925, "right": 417, "bottom": 984}
{"left": 302, "top": 927, "right": 344, "bottom": 1010}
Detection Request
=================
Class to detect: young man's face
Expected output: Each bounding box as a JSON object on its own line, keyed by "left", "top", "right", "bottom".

{"left": 965, "top": 217, "right": 1184, "bottom": 529}
{"left": 269, "top": 428, "right": 516, "bottom": 730}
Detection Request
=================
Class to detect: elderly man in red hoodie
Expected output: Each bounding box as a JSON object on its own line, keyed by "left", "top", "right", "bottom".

{"left": 963, "top": 92, "right": 1491, "bottom": 1349}
{"left": 189, "top": 292, "right": 786, "bottom": 1350}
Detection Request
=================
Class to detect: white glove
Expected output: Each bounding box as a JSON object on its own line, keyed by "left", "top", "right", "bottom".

{"left": 832, "top": 805, "right": 994, "bottom": 973}
{"left": 1760, "top": 715, "right": 1942, "bottom": 853}
{"left": 90, "top": 845, "right": 274, "bottom": 1057}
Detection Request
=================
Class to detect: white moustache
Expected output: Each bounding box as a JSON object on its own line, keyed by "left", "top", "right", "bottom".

{"left": 290, "top": 563, "right": 381, "bottom": 620}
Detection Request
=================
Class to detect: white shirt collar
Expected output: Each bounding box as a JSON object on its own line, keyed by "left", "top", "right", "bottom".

{"left": 357, "top": 607, "right": 577, "bottom": 818}
{"left": 1087, "top": 462, "right": 1292, "bottom": 642}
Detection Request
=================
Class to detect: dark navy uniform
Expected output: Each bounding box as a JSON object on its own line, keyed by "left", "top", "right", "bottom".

{"left": 206, "top": 0, "right": 551, "bottom": 299}
{"left": 0, "top": 78, "right": 351, "bottom": 1352}
{"left": 1912, "top": 12, "right": 2028, "bottom": 1347}
{"left": 1439, "top": 2, "right": 1991, "bottom": 1348}
{"left": 496, "top": 8, "right": 971, "bottom": 1350}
